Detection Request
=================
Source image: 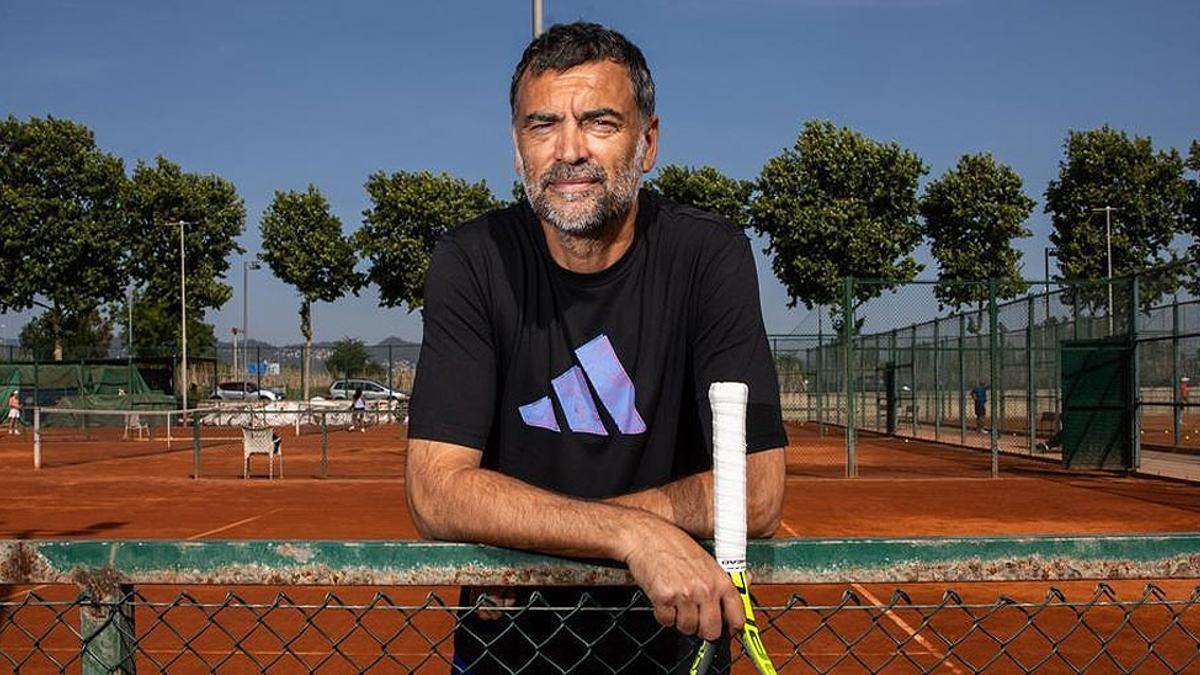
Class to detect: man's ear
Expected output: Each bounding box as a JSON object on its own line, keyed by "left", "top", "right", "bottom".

{"left": 640, "top": 115, "right": 660, "bottom": 174}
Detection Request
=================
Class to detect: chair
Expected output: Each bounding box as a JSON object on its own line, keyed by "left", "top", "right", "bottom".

{"left": 123, "top": 413, "right": 149, "bottom": 440}
{"left": 243, "top": 425, "right": 283, "bottom": 479}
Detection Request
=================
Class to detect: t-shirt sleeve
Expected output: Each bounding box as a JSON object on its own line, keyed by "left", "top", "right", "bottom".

{"left": 407, "top": 238, "right": 496, "bottom": 450}
{"left": 692, "top": 233, "right": 788, "bottom": 454}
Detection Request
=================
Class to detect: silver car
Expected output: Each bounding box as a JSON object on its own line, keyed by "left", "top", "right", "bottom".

{"left": 212, "top": 381, "right": 282, "bottom": 402}
{"left": 328, "top": 379, "right": 407, "bottom": 401}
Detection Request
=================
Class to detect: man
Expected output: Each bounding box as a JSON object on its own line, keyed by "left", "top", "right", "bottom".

{"left": 6, "top": 388, "right": 21, "bottom": 435}
{"left": 971, "top": 380, "right": 988, "bottom": 433}
{"left": 406, "top": 23, "right": 786, "bottom": 672}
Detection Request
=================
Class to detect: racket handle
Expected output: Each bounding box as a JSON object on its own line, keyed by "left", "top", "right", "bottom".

{"left": 689, "top": 640, "right": 716, "bottom": 675}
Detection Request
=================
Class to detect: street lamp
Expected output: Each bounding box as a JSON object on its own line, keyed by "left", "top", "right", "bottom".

{"left": 166, "top": 220, "right": 193, "bottom": 412}
{"left": 1091, "top": 206, "right": 1120, "bottom": 335}
{"left": 531, "top": 0, "right": 543, "bottom": 37}
{"left": 243, "top": 260, "right": 262, "bottom": 378}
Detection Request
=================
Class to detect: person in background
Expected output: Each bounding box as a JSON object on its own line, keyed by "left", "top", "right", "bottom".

{"left": 6, "top": 389, "right": 21, "bottom": 435}
{"left": 349, "top": 387, "right": 367, "bottom": 432}
{"left": 971, "top": 380, "right": 988, "bottom": 433}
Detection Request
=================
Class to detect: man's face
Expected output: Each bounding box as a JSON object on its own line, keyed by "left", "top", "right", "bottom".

{"left": 513, "top": 60, "right": 658, "bottom": 237}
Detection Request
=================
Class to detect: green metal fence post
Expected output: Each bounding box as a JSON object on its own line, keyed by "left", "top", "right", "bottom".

{"left": 192, "top": 412, "right": 201, "bottom": 479}
{"left": 320, "top": 411, "right": 329, "bottom": 479}
{"left": 256, "top": 345, "right": 263, "bottom": 396}
{"left": 1027, "top": 295, "right": 1036, "bottom": 454}
{"left": 911, "top": 325, "right": 918, "bottom": 437}
{"left": 933, "top": 318, "right": 941, "bottom": 442}
{"left": 1130, "top": 276, "right": 1140, "bottom": 471}
{"left": 988, "top": 279, "right": 999, "bottom": 478}
{"left": 80, "top": 586, "right": 135, "bottom": 675}
{"left": 1173, "top": 295, "right": 1181, "bottom": 449}
{"left": 844, "top": 278, "right": 856, "bottom": 478}
{"left": 388, "top": 345, "right": 394, "bottom": 392}
{"left": 817, "top": 310, "right": 824, "bottom": 437}
{"left": 958, "top": 313, "right": 966, "bottom": 445}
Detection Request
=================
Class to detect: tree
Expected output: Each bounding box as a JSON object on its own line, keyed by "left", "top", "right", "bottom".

{"left": 126, "top": 156, "right": 245, "bottom": 353}
{"left": 260, "top": 185, "right": 362, "bottom": 399}
{"left": 114, "top": 293, "right": 217, "bottom": 358}
{"left": 1046, "top": 126, "right": 1190, "bottom": 308}
{"left": 19, "top": 309, "right": 113, "bottom": 361}
{"left": 920, "top": 153, "right": 1035, "bottom": 313}
{"left": 750, "top": 119, "right": 927, "bottom": 330}
{"left": 645, "top": 165, "right": 753, "bottom": 227}
{"left": 1186, "top": 141, "right": 1200, "bottom": 256}
{"left": 357, "top": 171, "right": 502, "bottom": 311}
{"left": 0, "top": 115, "right": 128, "bottom": 360}
{"left": 325, "top": 338, "right": 372, "bottom": 380}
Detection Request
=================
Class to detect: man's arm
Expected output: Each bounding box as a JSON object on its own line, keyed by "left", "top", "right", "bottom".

{"left": 605, "top": 447, "right": 785, "bottom": 538}
{"left": 406, "top": 438, "right": 746, "bottom": 641}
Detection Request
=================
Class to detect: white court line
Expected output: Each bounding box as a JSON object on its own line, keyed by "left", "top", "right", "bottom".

{"left": 851, "top": 582, "right": 966, "bottom": 675}
{"left": 778, "top": 519, "right": 799, "bottom": 537}
{"left": 186, "top": 510, "right": 279, "bottom": 541}
{"left": 2, "top": 584, "right": 48, "bottom": 600}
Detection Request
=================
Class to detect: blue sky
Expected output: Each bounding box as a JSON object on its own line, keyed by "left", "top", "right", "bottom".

{"left": 1, "top": 0, "right": 1197, "bottom": 345}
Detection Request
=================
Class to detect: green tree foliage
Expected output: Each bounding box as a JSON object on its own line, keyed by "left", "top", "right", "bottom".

{"left": 115, "top": 294, "right": 216, "bottom": 358}
{"left": 19, "top": 309, "right": 113, "bottom": 361}
{"left": 1186, "top": 141, "right": 1200, "bottom": 250}
{"left": 750, "top": 120, "right": 927, "bottom": 329}
{"left": 645, "top": 165, "right": 753, "bottom": 227}
{"left": 0, "top": 115, "right": 127, "bottom": 360}
{"left": 126, "top": 156, "right": 245, "bottom": 351}
{"left": 357, "top": 171, "right": 502, "bottom": 311}
{"left": 325, "top": 337, "right": 372, "bottom": 380}
{"left": 1045, "top": 126, "right": 1190, "bottom": 308}
{"left": 920, "top": 153, "right": 1035, "bottom": 312}
{"left": 260, "top": 184, "right": 362, "bottom": 399}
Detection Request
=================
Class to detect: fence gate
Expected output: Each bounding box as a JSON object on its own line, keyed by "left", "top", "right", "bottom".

{"left": 1059, "top": 338, "right": 1134, "bottom": 470}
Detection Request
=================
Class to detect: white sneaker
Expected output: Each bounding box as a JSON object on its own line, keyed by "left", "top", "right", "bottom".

{"left": 348, "top": 425, "right": 356, "bottom": 431}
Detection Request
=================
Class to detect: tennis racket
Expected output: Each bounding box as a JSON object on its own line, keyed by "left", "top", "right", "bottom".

{"left": 689, "top": 382, "right": 776, "bottom": 675}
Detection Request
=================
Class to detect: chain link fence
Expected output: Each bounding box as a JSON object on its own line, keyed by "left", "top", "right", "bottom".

{"left": 772, "top": 267, "right": 1200, "bottom": 481}
{"left": 2, "top": 536, "right": 1199, "bottom": 673}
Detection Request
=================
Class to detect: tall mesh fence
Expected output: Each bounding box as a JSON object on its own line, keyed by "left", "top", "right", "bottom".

{"left": 775, "top": 269, "right": 1200, "bottom": 481}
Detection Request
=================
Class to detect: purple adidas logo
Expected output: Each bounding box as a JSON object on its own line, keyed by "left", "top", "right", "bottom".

{"left": 518, "top": 335, "right": 646, "bottom": 436}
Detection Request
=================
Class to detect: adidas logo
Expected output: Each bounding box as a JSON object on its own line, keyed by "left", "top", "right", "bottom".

{"left": 518, "top": 334, "right": 646, "bottom": 436}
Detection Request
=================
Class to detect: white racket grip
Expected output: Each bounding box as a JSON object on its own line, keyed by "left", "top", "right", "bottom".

{"left": 709, "top": 381, "right": 748, "bottom": 574}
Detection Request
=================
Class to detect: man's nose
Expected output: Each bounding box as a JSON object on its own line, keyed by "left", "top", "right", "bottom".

{"left": 553, "top": 123, "right": 589, "bottom": 164}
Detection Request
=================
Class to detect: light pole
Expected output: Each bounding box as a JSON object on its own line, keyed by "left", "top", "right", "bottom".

{"left": 167, "top": 220, "right": 192, "bottom": 412}
{"left": 1092, "top": 206, "right": 1120, "bottom": 335}
{"left": 243, "top": 260, "right": 262, "bottom": 378}
{"left": 531, "top": 0, "right": 543, "bottom": 37}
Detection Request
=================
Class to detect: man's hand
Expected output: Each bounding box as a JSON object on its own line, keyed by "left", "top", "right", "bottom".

{"left": 622, "top": 518, "right": 743, "bottom": 642}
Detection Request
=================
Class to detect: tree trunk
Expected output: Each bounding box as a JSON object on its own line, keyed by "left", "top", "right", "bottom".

{"left": 300, "top": 301, "right": 312, "bottom": 401}
{"left": 51, "top": 306, "right": 64, "bottom": 362}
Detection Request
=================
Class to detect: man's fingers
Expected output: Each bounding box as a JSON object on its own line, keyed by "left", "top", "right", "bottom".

{"left": 697, "top": 593, "right": 725, "bottom": 642}
{"left": 721, "top": 584, "right": 746, "bottom": 636}
{"left": 675, "top": 602, "right": 700, "bottom": 636}
{"left": 653, "top": 603, "right": 675, "bottom": 629}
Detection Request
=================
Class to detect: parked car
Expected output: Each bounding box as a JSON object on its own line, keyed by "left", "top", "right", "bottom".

{"left": 328, "top": 379, "right": 408, "bottom": 401}
{"left": 212, "top": 381, "right": 283, "bottom": 402}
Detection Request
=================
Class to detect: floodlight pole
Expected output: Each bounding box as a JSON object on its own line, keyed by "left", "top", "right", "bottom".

{"left": 1092, "top": 206, "right": 1119, "bottom": 335}
{"left": 243, "top": 260, "right": 261, "bottom": 377}
{"left": 167, "top": 221, "right": 192, "bottom": 412}
{"left": 532, "top": 0, "right": 543, "bottom": 37}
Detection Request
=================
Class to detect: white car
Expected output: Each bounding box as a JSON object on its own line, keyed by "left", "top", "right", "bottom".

{"left": 212, "top": 381, "right": 283, "bottom": 402}
{"left": 328, "top": 379, "right": 407, "bottom": 401}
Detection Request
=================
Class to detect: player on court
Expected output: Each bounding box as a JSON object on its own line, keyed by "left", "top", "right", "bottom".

{"left": 405, "top": 23, "right": 786, "bottom": 672}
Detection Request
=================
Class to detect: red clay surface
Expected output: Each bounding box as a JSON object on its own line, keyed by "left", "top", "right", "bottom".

{"left": 2, "top": 421, "right": 1199, "bottom": 672}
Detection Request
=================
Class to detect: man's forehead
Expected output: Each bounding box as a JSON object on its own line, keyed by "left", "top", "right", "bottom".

{"left": 515, "top": 60, "right": 636, "bottom": 110}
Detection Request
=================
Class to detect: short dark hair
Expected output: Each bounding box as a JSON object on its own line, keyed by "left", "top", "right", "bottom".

{"left": 510, "top": 22, "right": 655, "bottom": 125}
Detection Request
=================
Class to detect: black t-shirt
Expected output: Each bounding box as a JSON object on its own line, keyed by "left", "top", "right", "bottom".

{"left": 409, "top": 189, "right": 786, "bottom": 496}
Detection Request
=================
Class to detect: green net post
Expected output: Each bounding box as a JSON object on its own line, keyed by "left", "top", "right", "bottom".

{"left": 192, "top": 412, "right": 201, "bottom": 479}
{"left": 988, "top": 279, "right": 999, "bottom": 477}
{"left": 816, "top": 310, "right": 824, "bottom": 437}
{"left": 1173, "top": 295, "right": 1181, "bottom": 448}
{"left": 320, "top": 412, "right": 328, "bottom": 479}
{"left": 958, "top": 313, "right": 966, "bottom": 445}
{"left": 933, "top": 318, "right": 941, "bottom": 442}
{"left": 1027, "top": 295, "right": 1036, "bottom": 453}
{"left": 843, "top": 277, "right": 856, "bottom": 478}
{"left": 1130, "top": 276, "right": 1140, "bottom": 470}
{"left": 80, "top": 586, "right": 135, "bottom": 675}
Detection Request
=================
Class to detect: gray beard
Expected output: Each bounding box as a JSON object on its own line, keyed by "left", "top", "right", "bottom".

{"left": 520, "top": 140, "right": 645, "bottom": 240}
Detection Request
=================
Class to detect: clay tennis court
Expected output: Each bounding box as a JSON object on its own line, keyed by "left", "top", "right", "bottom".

{"left": 2, "top": 420, "right": 1199, "bottom": 672}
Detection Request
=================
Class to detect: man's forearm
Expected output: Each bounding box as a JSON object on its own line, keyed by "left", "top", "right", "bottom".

{"left": 407, "top": 440, "right": 659, "bottom": 562}
{"left": 606, "top": 448, "right": 786, "bottom": 538}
